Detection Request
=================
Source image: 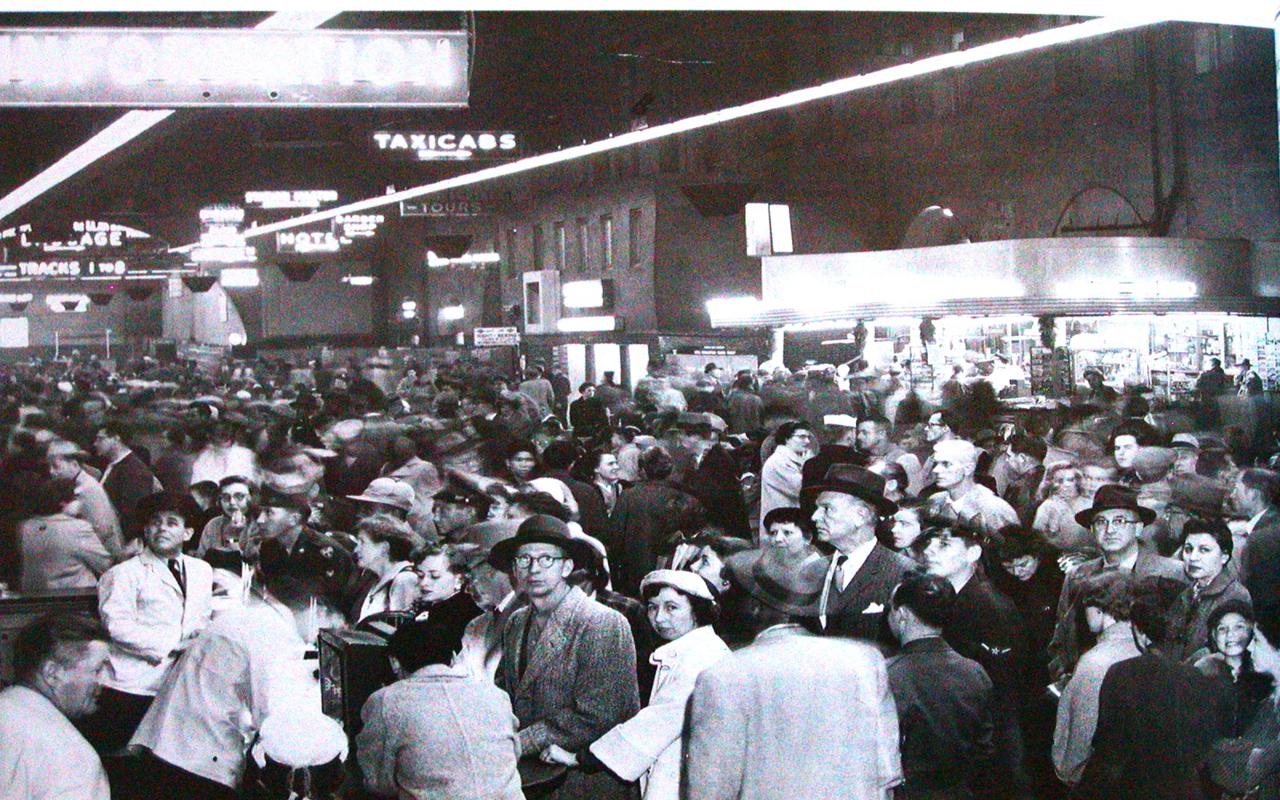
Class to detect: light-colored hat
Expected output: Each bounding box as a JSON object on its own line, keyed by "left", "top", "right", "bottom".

{"left": 347, "top": 477, "right": 415, "bottom": 512}
{"left": 640, "top": 569, "right": 717, "bottom": 602}
{"left": 46, "top": 438, "right": 89, "bottom": 460}
{"left": 824, "top": 414, "right": 859, "bottom": 428}
{"left": 1170, "top": 433, "right": 1200, "bottom": 451}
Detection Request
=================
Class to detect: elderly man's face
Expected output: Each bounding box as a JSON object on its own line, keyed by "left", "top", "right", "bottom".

{"left": 511, "top": 543, "right": 573, "bottom": 599}
{"left": 48, "top": 640, "right": 110, "bottom": 719}
{"left": 1113, "top": 435, "right": 1140, "bottom": 470}
{"left": 932, "top": 446, "right": 972, "bottom": 490}
{"left": 812, "top": 491, "right": 874, "bottom": 548}
{"left": 1091, "top": 509, "right": 1141, "bottom": 555}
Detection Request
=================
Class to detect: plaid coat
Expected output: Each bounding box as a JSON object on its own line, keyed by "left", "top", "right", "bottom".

{"left": 497, "top": 585, "right": 640, "bottom": 800}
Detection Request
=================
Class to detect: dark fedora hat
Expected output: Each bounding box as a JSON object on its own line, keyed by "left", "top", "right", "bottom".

{"left": 136, "top": 491, "right": 202, "bottom": 527}
{"left": 801, "top": 463, "right": 898, "bottom": 516}
{"left": 724, "top": 548, "right": 829, "bottom": 617}
{"left": 1074, "top": 483, "right": 1157, "bottom": 526}
{"left": 488, "top": 514, "right": 595, "bottom": 573}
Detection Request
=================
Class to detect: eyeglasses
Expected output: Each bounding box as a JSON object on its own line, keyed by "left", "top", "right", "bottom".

{"left": 1092, "top": 515, "right": 1139, "bottom": 530}
{"left": 511, "top": 554, "right": 567, "bottom": 570}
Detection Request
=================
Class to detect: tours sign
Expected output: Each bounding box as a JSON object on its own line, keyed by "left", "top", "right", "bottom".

{"left": 0, "top": 28, "right": 469, "bottom": 107}
{"left": 372, "top": 130, "right": 519, "bottom": 161}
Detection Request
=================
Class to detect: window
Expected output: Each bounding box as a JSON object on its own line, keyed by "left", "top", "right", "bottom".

{"left": 555, "top": 222, "right": 566, "bottom": 270}
{"left": 532, "top": 224, "right": 544, "bottom": 270}
{"left": 504, "top": 227, "right": 517, "bottom": 278}
{"left": 600, "top": 214, "right": 614, "bottom": 272}
{"left": 628, "top": 207, "right": 643, "bottom": 268}
{"left": 575, "top": 217, "right": 588, "bottom": 272}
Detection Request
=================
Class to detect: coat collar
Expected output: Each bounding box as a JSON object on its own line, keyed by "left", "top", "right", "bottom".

{"left": 651, "top": 625, "right": 724, "bottom": 666}
{"left": 752, "top": 622, "right": 810, "bottom": 645}
{"left": 1194, "top": 568, "right": 1239, "bottom": 599}
{"left": 138, "top": 548, "right": 186, "bottom": 595}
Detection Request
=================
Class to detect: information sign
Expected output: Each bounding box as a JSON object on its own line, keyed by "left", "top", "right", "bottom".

{"left": 0, "top": 28, "right": 469, "bottom": 107}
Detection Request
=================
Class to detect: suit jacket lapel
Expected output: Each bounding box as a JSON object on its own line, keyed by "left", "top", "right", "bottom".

{"left": 831, "top": 544, "right": 886, "bottom": 613}
{"left": 518, "top": 588, "right": 582, "bottom": 693}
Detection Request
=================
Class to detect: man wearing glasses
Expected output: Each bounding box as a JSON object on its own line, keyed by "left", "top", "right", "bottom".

{"left": 491, "top": 515, "right": 639, "bottom": 799}
{"left": 1047, "top": 484, "right": 1184, "bottom": 682}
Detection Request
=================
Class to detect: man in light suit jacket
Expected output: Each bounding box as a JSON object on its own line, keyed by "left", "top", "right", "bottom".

{"left": 685, "top": 546, "right": 903, "bottom": 800}
{"left": 805, "top": 464, "right": 914, "bottom": 646}
{"left": 492, "top": 515, "right": 639, "bottom": 800}
{"left": 86, "top": 492, "right": 213, "bottom": 754}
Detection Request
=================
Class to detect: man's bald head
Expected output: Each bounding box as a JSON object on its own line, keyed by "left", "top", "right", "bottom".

{"left": 932, "top": 439, "right": 978, "bottom": 491}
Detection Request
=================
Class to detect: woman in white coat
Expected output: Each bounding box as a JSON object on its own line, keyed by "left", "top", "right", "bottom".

{"left": 540, "top": 569, "right": 730, "bottom": 800}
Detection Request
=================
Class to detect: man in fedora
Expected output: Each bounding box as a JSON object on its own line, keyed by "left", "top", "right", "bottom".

{"left": 684, "top": 546, "right": 902, "bottom": 800}
{"left": 804, "top": 464, "right": 914, "bottom": 644}
{"left": 1048, "top": 484, "right": 1184, "bottom": 681}
{"left": 492, "top": 515, "right": 639, "bottom": 799}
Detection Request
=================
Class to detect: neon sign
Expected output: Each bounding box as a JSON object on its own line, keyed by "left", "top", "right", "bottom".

{"left": 0, "top": 219, "right": 171, "bottom": 280}
{"left": 372, "top": 131, "right": 518, "bottom": 161}
{"left": 277, "top": 230, "right": 341, "bottom": 254}
{"left": 0, "top": 28, "right": 469, "bottom": 107}
{"left": 245, "top": 190, "right": 339, "bottom": 210}
{"left": 332, "top": 214, "right": 384, "bottom": 242}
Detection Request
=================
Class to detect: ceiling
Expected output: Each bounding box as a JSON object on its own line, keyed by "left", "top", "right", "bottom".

{"left": 0, "top": 11, "right": 1064, "bottom": 243}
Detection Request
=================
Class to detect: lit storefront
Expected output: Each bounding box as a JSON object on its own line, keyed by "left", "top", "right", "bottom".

{"left": 709, "top": 237, "right": 1280, "bottom": 400}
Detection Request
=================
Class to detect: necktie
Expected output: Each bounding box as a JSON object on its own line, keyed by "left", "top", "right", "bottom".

{"left": 834, "top": 553, "right": 850, "bottom": 590}
{"left": 167, "top": 558, "right": 186, "bottom": 597}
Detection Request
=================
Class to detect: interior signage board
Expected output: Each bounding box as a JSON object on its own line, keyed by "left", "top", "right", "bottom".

{"left": 473, "top": 326, "right": 521, "bottom": 347}
{"left": 0, "top": 28, "right": 469, "bottom": 107}
{"left": 373, "top": 130, "right": 518, "bottom": 161}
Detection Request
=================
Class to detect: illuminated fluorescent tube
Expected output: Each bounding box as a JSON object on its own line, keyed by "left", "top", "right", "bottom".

{"left": 557, "top": 315, "right": 616, "bottom": 333}
{"left": 228, "top": 15, "right": 1162, "bottom": 245}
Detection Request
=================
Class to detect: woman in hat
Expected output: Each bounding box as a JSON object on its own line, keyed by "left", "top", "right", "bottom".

{"left": 351, "top": 513, "right": 421, "bottom": 623}
{"left": 540, "top": 569, "right": 730, "bottom": 800}
{"left": 1165, "top": 519, "right": 1252, "bottom": 662}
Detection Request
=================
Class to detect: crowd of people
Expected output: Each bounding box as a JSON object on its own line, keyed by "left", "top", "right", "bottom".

{"left": 1, "top": 347, "right": 1280, "bottom": 800}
